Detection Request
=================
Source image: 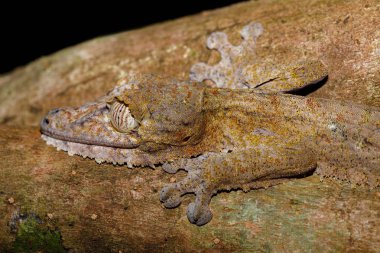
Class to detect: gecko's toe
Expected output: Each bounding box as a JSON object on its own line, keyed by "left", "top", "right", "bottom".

{"left": 160, "top": 185, "right": 183, "bottom": 208}
{"left": 185, "top": 188, "right": 214, "bottom": 226}
{"left": 186, "top": 201, "right": 213, "bottom": 226}
{"left": 162, "top": 159, "right": 195, "bottom": 173}
{"left": 189, "top": 63, "right": 210, "bottom": 82}
{"left": 162, "top": 163, "right": 180, "bottom": 174}
{"left": 160, "top": 170, "right": 202, "bottom": 208}
{"left": 160, "top": 161, "right": 215, "bottom": 225}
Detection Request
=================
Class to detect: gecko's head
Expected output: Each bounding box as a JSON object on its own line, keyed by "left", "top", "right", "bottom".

{"left": 40, "top": 80, "right": 206, "bottom": 165}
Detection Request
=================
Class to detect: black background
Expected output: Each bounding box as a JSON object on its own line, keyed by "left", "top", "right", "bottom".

{"left": 0, "top": 1, "right": 245, "bottom": 74}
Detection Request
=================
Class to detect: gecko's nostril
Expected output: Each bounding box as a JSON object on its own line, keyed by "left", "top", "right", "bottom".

{"left": 51, "top": 108, "right": 60, "bottom": 114}
{"left": 43, "top": 118, "right": 50, "bottom": 125}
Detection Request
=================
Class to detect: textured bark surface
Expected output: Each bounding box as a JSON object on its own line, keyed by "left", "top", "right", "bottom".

{"left": 0, "top": 0, "right": 379, "bottom": 126}
{"left": 0, "top": 0, "right": 379, "bottom": 252}
{"left": 1, "top": 125, "right": 379, "bottom": 252}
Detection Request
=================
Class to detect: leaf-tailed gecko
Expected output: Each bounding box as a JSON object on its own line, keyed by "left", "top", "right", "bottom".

{"left": 40, "top": 22, "right": 380, "bottom": 226}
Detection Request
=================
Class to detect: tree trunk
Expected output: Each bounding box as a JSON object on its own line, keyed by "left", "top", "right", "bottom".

{"left": 0, "top": 0, "right": 379, "bottom": 252}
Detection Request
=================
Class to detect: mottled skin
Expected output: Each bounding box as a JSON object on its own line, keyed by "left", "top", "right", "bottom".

{"left": 41, "top": 80, "right": 380, "bottom": 225}
{"left": 40, "top": 22, "right": 380, "bottom": 225}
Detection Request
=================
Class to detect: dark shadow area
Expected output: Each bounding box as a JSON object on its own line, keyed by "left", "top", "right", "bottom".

{"left": 0, "top": 1, "right": 246, "bottom": 74}
{"left": 286, "top": 76, "right": 329, "bottom": 96}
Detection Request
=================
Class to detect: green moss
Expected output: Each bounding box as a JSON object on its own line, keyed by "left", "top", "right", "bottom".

{"left": 12, "top": 217, "right": 66, "bottom": 253}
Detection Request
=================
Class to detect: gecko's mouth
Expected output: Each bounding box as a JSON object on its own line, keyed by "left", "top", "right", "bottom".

{"left": 40, "top": 99, "right": 198, "bottom": 167}
{"left": 40, "top": 102, "right": 140, "bottom": 149}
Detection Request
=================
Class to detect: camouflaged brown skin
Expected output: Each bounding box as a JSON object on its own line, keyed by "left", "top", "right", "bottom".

{"left": 40, "top": 22, "right": 379, "bottom": 226}
{"left": 160, "top": 86, "right": 380, "bottom": 225}
{"left": 42, "top": 81, "right": 380, "bottom": 226}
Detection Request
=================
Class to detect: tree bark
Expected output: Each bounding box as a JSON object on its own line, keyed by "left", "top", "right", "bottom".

{"left": 0, "top": 0, "right": 379, "bottom": 252}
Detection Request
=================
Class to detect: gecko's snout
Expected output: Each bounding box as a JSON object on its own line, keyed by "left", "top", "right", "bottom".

{"left": 40, "top": 108, "right": 67, "bottom": 133}
{"left": 42, "top": 117, "right": 49, "bottom": 125}
{"left": 40, "top": 108, "right": 61, "bottom": 128}
{"left": 40, "top": 103, "right": 142, "bottom": 149}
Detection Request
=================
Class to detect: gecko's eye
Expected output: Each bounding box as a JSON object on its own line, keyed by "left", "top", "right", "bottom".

{"left": 110, "top": 100, "right": 139, "bottom": 133}
{"left": 182, "top": 136, "right": 191, "bottom": 142}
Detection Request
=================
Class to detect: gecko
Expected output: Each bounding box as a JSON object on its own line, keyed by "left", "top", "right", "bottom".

{"left": 40, "top": 22, "right": 380, "bottom": 226}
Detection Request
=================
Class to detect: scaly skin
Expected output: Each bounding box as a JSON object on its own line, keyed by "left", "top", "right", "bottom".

{"left": 40, "top": 22, "right": 379, "bottom": 225}
{"left": 41, "top": 80, "right": 380, "bottom": 225}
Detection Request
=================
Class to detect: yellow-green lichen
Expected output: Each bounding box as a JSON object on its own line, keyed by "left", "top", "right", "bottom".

{"left": 12, "top": 214, "right": 66, "bottom": 253}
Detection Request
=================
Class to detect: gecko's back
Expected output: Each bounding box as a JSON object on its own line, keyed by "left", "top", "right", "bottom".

{"left": 201, "top": 88, "right": 380, "bottom": 187}
{"left": 159, "top": 87, "right": 379, "bottom": 225}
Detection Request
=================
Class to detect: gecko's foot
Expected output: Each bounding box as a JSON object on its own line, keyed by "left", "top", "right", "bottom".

{"left": 190, "top": 22, "right": 263, "bottom": 89}
{"left": 190, "top": 21, "right": 327, "bottom": 92}
{"left": 160, "top": 158, "right": 215, "bottom": 226}
{"left": 160, "top": 168, "right": 201, "bottom": 208}
{"left": 161, "top": 184, "right": 213, "bottom": 226}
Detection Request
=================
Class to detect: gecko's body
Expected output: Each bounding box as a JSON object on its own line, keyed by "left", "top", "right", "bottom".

{"left": 40, "top": 23, "right": 380, "bottom": 226}
{"left": 41, "top": 80, "right": 380, "bottom": 225}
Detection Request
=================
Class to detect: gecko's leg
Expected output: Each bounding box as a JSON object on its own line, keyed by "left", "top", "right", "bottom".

{"left": 160, "top": 148, "right": 317, "bottom": 226}
{"left": 239, "top": 178, "right": 292, "bottom": 192}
